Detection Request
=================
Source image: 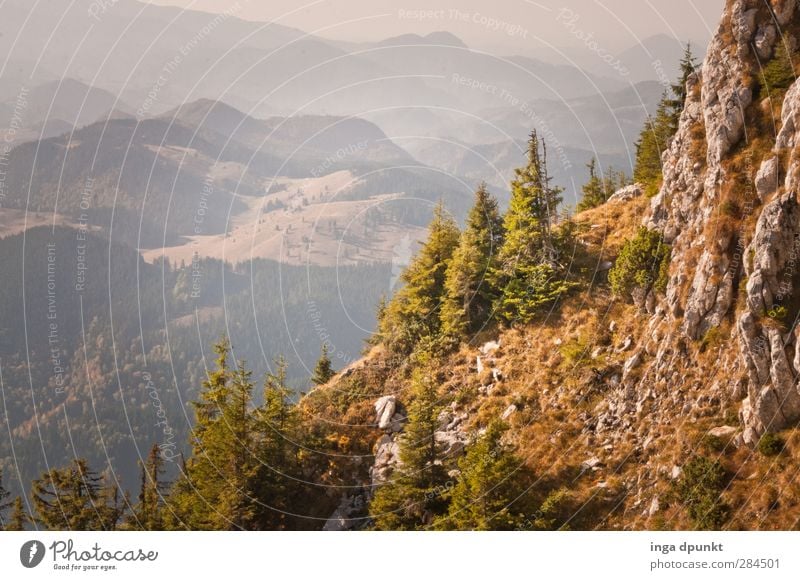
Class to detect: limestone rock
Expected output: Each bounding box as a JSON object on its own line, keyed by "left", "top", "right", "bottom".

{"left": 374, "top": 396, "right": 397, "bottom": 430}
{"left": 606, "top": 183, "right": 643, "bottom": 204}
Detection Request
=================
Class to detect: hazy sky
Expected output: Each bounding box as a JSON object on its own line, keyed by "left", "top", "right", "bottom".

{"left": 144, "top": 0, "right": 725, "bottom": 54}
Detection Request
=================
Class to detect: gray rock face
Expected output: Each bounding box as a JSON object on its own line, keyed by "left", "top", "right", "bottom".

{"left": 755, "top": 156, "right": 779, "bottom": 201}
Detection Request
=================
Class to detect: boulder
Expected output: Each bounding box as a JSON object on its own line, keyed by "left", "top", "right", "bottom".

{"left": 374, "top": 395, "right": 397, "bottom": 430}
{"left": 606, "top": 183, "right": 643, "bottom": 204}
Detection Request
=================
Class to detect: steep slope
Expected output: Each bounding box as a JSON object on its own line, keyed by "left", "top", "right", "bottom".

{"left": 306, "top": 0, "right": 800, "bottom": 531}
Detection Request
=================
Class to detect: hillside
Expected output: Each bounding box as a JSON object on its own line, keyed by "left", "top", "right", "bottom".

{"left": 306, "top": 0, "right": 800, "bottom": 531}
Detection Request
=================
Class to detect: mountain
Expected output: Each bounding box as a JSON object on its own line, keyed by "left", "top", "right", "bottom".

{"left": 309, "top": 0, "right": 800, "bottom": 531}
{"left": 615, "top": 34, "right": 691, "bottom": 83}
{"left": 0, "top": 78, "right": 133, "bottom": 143}
{"left": 0, "top": 98, "right": 458, "bottom": 253}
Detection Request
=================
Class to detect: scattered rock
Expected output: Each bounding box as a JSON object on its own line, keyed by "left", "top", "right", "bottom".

{"left": 479, "top": 340, "right": 501, "bottom": 356}
{"left": 708, "top": 425, "right": 738, "bottom": 438}
{"left": 501, "top": 404, "right": 518, "bottom": 420}
{"left": 606, "top": 183, "right": 643, "bottom": 204}
{"left": 374, "top": 396, "right": 397, "bottom": 430}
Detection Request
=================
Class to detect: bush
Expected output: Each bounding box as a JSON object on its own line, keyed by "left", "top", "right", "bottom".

{"left": 758, "top": 433, "right": 785, "bottom": 457}
{"left": 673, "top": 456, "right": 728, "bottom": 530}
{"left": 761, "top": 43, "right": 796, "bottom": 97}
{"left": 609, "top": 227, "right": 671, "bottom": 299}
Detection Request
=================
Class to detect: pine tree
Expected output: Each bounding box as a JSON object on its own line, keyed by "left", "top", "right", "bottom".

{"left": 441, "top": 183, "right": 503, "bottom": 338}
{"left": 380, "top": 202, "right": 461, "bottom": 354}
{"left": 667, "top": 43, "right": 698, "bottom": 130}
{"left": 31, "top": 459, "right": 124, "bottom": 530}
{"left": 434, "top": 420, "right": 529, "bottom": 530}
{"left": 370, "top": 358, "right": 448, "bottom": 529}
{"left": 492, "top": 132, "right": 575, "bottom": 323}
{"left": 576, "top": 158, "right": 606, "bottom": 212}
{"left": 253, "top": 355, "right": 300, "bottom": 529}
{"left": 6, "top": 497, "right": 28, "bottom": 530}
{"left": 129, "top": 444, "right": 167, "bottom": 530}
{"left": 168, "top": 339, "right": 260, "bottom": 530}
{"left": 311, "top": 344, "right": 335, "bottom": 386}
{"left": 633, "top": 91, "right": 674, "bottom": 196}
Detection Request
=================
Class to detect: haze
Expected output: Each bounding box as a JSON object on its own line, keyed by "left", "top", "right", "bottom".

{"left": 144, "top": 0, "right": 725, "bottom": 54}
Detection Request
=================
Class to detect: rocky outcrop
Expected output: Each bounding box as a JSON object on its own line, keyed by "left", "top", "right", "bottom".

{"left": 641, "top": 0, "right": 800, "bottom": 443}
{"left": 607, "top": 183, "right": 643, "bottom": 204}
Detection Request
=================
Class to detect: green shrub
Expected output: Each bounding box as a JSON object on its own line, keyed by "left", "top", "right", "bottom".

{"left": 762, "top": 43, "right": 796, "bottom": 98}
{"left": 609, "top": 227, "right": 671, "bottom": 299}
{"left": 673, "top": 456, "right": 728, "bottom": 530}
{"left": 758, "top": 433, "right": 785, "bottom": 457}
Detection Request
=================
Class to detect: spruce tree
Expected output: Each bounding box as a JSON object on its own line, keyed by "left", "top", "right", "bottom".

{"left": 667, "top": 43, "right": 697, "bottom": 130}
{"left": 380, "top": 202, "right": 460, "bottom": 354}
{"left": 441, "top": 183, "right": 503, "bottom": 338}
{"left": 311, "top": 344, "right": 335, "bottom": 386}
{"left": 633, "top": 91, "right": 674, "bottom": 196}
{"left": 435, "top": 420, "right": 528, "bottom": 530}
{"left": 370, "top": 357, "right": 448, "bottom": 529}
{"left": 129, "top": 444, "right": 167, "bottom": 530}
{"left": 6, "top": 497, "right": 28, "bottom": 530}
{"left": 0, "top": 468, "right": 10, "bottom": 529}
{"left": 31, "top": 459, "right": 124, "bottom": 530}
{"left": 577, "top": 158, "right": 606, "bottom": 212}
{"left": 493, "top": 132, "right": 575, "bottom": 323}
{"left": 168, "top": 339, "right": 260, "bottom": 530}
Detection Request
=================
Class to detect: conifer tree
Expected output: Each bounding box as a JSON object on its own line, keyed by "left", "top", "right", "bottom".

{"left": 633, "top": 91, "right": 674, "bottom": 196}
{"left": 668, "top": 43, "right": 697, "bottom": 129}
{"left": 577, "top": 158, "right": 606, "bottom": 212}
{"left": 31, "top": 459, "right": 124, "bottom": 530}
{"left": 0, "top": 468, "right": 10, "bottom": 529}
{"left": 253, "top": 356, "right": 302, "bottom": 529}
{"left": 311, "top": 344, "right": 335, "bottom": 386}
{"left": 435, "top": 420, "right": 529, "bottom": 530}
{"left": 441, "top": 183, "right": 503, "bottom": 338}
{"left": 130, "top": 444, "right": 167, "bottom": 530}
{"left": 168, "top": 339, "right": 260, "bottom": 530}
{"left": 370, "top": 358, "right": 448, "bottom": 529}
{"left": 380, "top": 202, "right": 460, "bottom": 353}
{"left": 493, "top": 132, "right": 575, "bottom": 323}
{"left": 6, "top": 497, "right": 28, "bottom": 531}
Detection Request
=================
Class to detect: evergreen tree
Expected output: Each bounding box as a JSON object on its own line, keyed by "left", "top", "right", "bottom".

{"left": 252, "top": 355, "right": 300, "bottom": 529}
{"left": 6, "top": 497, "right": 29, "bottom": 531}
{"left": 370, "top": 358, "right": 448, "bottom": 529}
{"left": 576, "top": 158, "right": 606, "bottom": 212}
{"left": 667, "top": 43, "right": 698, "bottom": 129}
{"left": 31, "top": 459, "right": 124, "bottom": 530}
{"left": 633, "top": 91, "right": 674, "bottom": 196}
{"left": 168, "top": 339, "right": 260, "bottom": 530}
{"left": 441, "top": 183, "right": 503, "bottom": 338}
{"left": 435, "top": 420, "right": 529, "bottom": 530}
{"left": 311, "top": 344, "right": 335, "bottom": 386}
{"left": 380, "top": 202, "right": 461, "bottom": 353}
{"left": 129, "top": 444, "right": 167, "bottom": 530}
{"left": 492, "top": 132, "right": 575, "bottom": 323}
